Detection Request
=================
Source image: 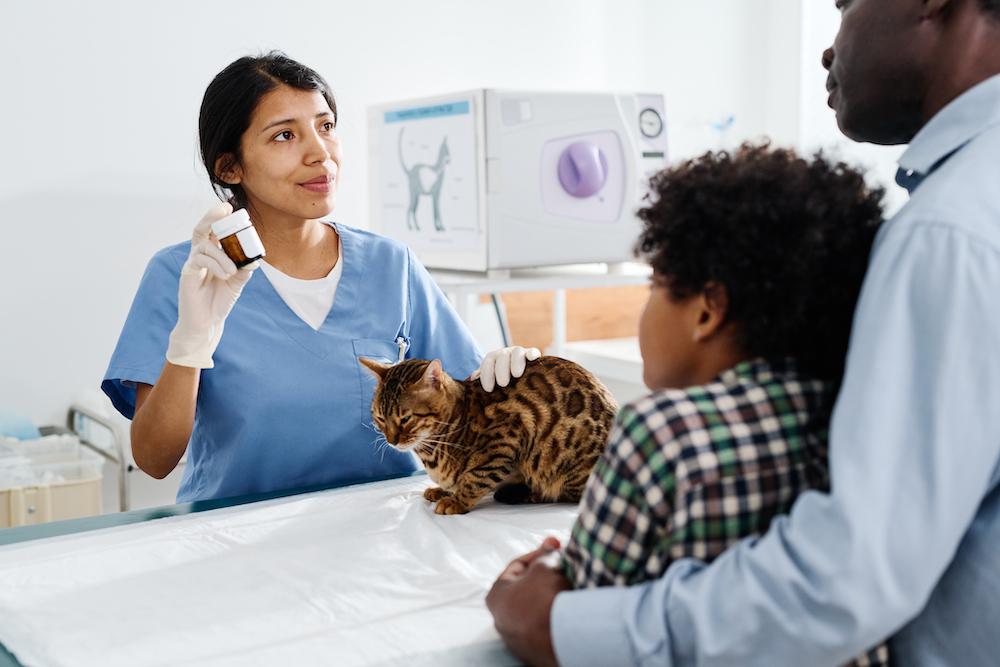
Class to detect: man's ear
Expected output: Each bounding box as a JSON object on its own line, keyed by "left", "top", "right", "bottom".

{"left": 215, "top": 153, "right": 242, "bottom": 186}
{"left": 420, "top": 359, "right": 445, "bottom": 391}
{"left": 692, "top": 282, "right": 730, "bottom": 343}
{"left": 359, "top": 357, "right": 390, "bottom": 380}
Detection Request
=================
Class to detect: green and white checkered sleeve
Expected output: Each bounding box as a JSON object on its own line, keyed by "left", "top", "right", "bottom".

{"left": 562, "top": 405, "right": 675, "bottom": 588}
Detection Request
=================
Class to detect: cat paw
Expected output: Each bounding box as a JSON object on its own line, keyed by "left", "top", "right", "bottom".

{"left": 433, "top": 496, "right": 469, "bottom": 515}
{"left": 423, "top": 486, "right": 450, "bottom": 502}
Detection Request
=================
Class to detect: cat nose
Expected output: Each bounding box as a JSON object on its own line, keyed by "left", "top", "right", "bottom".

{"left": 386, "top": 426, "right": 399, "bottom": 444}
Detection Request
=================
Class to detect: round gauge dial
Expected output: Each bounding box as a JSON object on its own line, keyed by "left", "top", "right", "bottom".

{"left": 639, "top": 108, "right": 664, "bottom": 138}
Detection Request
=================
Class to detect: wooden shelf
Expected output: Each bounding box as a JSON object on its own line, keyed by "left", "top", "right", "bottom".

{"left": 430, "top": 263, "right": 651, "bottom": 355}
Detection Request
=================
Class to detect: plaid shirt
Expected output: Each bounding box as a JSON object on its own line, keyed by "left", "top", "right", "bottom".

{"left": 562, "top": 357, "right": 889, "bottom": 667}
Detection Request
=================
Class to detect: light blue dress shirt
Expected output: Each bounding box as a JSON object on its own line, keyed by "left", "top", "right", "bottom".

{"left": 103, "top": 223, "right": 482, "bottom": 502}
{"left": 551, "top": 74, "right": 1000, "bottom": 666}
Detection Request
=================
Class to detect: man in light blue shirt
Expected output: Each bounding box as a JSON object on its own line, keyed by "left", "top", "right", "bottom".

{"left": 486, "top": 0, "right": 1000, "bottom": 664}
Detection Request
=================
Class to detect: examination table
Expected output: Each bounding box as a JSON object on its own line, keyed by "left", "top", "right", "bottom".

{"left": 0, "top": 471, "right": 577, "bottom": 666}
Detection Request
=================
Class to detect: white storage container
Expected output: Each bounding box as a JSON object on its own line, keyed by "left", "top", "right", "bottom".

{"left": 0, "top": 434, "right": 103, "bottom": 528}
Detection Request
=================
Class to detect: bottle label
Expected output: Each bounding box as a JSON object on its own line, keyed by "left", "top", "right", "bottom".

{"left": 236, "top": 227, "right": 266, "bottom": 259}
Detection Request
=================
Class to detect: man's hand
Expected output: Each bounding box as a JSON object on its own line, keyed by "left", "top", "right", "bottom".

{"left": 486, "top": 537, "right": 571, "bottom": 667}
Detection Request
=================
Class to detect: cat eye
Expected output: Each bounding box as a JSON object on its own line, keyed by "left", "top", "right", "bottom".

{"left": 399, "top": 416, "right": 412, "bottom": 425}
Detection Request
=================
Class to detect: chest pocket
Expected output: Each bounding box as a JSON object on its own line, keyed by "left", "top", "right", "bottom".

{"left": 353, "top": 338, "right": 400, "bottom": 425}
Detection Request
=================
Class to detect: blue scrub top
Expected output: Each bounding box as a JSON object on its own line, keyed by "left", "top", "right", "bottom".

{"left": 102, "top": 223, "right": 482, "bottom": 502}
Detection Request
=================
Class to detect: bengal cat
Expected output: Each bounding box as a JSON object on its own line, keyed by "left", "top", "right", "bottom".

{"left": 359, "top": 356, "right": 618, "bottom": 515}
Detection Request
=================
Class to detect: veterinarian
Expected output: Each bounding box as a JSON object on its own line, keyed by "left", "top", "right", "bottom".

{"left": 102, "top": 52, "right": 536, "bottom": 502}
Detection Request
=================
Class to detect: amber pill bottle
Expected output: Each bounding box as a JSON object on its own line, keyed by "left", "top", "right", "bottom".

{"left": 210, "top": 209, "right": 266, "bottom": 268}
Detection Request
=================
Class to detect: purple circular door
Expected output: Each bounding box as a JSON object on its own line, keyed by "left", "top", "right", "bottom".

{"left": 558, "top": 141, "right": 608, "bottom": 198}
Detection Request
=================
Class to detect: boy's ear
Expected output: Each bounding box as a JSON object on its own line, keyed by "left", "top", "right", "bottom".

{"left": 420, "top": 359, "right": 445, "bottom": 391}
{"left": 359, "top": 357, "right": 390, "bottom": 380}
{"left": 692, "top": 282, "right": 730, "bottom": 342}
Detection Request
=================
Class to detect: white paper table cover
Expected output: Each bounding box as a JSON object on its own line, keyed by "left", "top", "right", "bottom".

{"left": 0, "top": 476, "right": 577, "bottom": 666}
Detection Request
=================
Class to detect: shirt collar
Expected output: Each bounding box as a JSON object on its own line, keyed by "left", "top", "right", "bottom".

{"left": 897, "top": 73, "right": 1000, "bottom": 192}
{"left": 715, "top": 357, "right": 801, "bottom": 386}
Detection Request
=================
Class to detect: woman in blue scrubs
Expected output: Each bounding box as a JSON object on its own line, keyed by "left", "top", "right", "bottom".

{"left": 102, "top": 52, "right": 531, "bottom": 502}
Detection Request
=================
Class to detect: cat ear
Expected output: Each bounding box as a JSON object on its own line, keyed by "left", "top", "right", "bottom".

{"left": 359, "top": 357, "right": 390, "bottom": 380}
{"left": 420, "top": 359, "right": 445, "bottom": 390}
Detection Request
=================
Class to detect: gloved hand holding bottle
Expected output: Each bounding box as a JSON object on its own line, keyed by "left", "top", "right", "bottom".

{"left": 166, "top": 202, "right": 260, "bottom": 369}
{"left": 131, "top": 203, "right": 260, "bottom": 479}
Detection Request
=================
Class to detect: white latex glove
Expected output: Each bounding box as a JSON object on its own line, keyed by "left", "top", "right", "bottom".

{"left": 475, "top": 346, "right": 542, "bottom": 392}
{"left": 166, "top": 202, "right": 259, "bottom": 369}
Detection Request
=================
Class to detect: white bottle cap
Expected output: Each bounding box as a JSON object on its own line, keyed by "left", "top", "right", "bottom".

{"left": 211, "top": 208, "right": 252, "bottom": 239}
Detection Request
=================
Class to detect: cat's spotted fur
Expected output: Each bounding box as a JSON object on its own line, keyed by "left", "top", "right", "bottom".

{"left": 360, "top": 356, "right": 618, "bottom": 515}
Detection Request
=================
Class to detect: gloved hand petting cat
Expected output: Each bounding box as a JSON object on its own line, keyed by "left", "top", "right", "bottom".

{"left": 475, "top": 346, "right": 542, "bottom": 392}
{"left": 360, "top": 354, "right": 617, "bottom": 515}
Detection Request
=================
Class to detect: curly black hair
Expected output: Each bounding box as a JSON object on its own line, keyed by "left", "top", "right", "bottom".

{"left": 635, "top": 142, "right": 885, "bottom": 383}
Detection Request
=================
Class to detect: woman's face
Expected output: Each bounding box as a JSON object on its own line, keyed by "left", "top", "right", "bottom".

{"left": 226, "top": 85, "right": 342, "bottom": 221}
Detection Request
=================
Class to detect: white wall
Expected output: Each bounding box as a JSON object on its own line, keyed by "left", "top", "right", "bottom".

{"left": 0, "top": 0, "right": 831, "bottom": 425}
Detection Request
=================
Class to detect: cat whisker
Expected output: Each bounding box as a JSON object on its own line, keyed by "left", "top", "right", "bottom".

{"left": 429, "top": 425, "right": 469, "bottom": 440}
{"left": 426, "top": 420, "right": 469, "bottom": 436}
{"left": 421, "top": 436, "right": 462, "bottom": 444}
{"left": 426, "top": 418, "right": 460, "bottom": 427}
{"left": 420, "top": 438, "right": 469, "bottom": 452}
{"left": 371, "top": 437, "right": 395, "bottom": 464}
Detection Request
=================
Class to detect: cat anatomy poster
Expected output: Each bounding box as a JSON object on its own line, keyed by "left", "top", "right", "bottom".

{"left": 376, "top": 97, "right": 479, "bottom": 253}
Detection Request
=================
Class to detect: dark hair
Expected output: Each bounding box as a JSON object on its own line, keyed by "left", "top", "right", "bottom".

{"left": 198, "top": 51, "right": 338, "bottom": 209}
{"left": 635, "top": 142, "right": 884, "bottom": 383}
{"left": 983, "top": 0, "right": 1000, "bottom": 18}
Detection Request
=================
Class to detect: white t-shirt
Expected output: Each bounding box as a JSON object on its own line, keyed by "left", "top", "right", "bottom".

{"left": 258, "top": 238, "right": 343, "bottom": 331}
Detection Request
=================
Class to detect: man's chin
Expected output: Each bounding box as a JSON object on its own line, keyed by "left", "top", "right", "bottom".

{"left": 836, "top": 107, "right": 879, "bottom": 144}
{"left": 835, "top": 115, "right": 866, "bottom": 143}
{"left": 835, "top": 103, "right": 918, "bottom": 146}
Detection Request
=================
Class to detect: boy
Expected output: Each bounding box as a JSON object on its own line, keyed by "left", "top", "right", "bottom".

{"left": 560, "top": 144, "right": 888, "bottom": 666}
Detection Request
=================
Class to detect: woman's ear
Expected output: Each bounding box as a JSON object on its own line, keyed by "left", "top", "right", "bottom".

{"left": 692, "top": 282, "right": 730, "bottom": 343}
{"left": 215, "top": 153, "right": 242, "bottom": 186}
